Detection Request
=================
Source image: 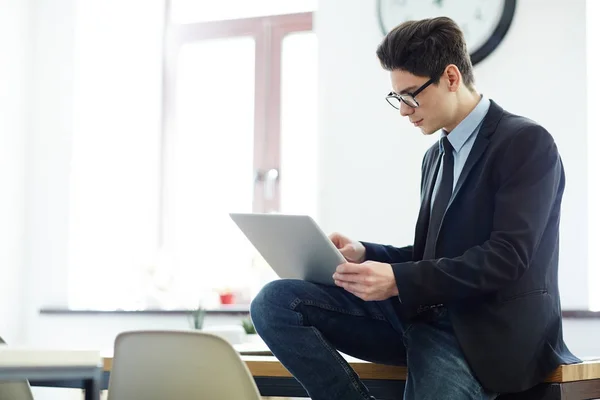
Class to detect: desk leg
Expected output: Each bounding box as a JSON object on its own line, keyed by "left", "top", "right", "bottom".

{"left": 83, "top": 376, "right": 101, "bottom": 400}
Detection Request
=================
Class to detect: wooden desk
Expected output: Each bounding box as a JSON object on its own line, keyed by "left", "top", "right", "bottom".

{"left": 100, "top": 354, "right": 600, "bottom": 400}
{"left": 242, "top": 356, "right": 600, "bottom": 400}
{"left": 241, "top": 355, "right": 600, "bottom": 384}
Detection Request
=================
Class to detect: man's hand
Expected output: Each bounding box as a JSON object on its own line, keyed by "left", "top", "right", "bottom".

{"left": 333, "top": 261, "right": 399, "bottom": 301}
{"left": 329, "top": 232, "right": 366, "bottom": 263}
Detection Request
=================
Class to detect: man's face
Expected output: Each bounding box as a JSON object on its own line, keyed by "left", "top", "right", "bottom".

{"left": 390, "top": 69, "right": 453, "bottom": 135}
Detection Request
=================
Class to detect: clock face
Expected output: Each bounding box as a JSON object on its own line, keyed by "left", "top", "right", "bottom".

{"left": 377, "top": 0, "right": 516, "bottom": 65}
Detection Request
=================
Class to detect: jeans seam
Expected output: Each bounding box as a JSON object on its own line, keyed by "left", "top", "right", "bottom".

{"left": 311, "top": 326, "right": 372, "bottom": 400}
{"left": 296, "top": 299, "right": 386, "bottom": 321}
{"left": 290, "top": 298, "right": 304, "bottom": 325}
{"left": 289, "top": 297, "right": 374, "bottom": 399}
{"left": 402, "top": 323, "right": 415, "bottom": 340}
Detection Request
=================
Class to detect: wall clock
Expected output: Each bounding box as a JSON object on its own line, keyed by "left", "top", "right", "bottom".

{"left": 376, "top": 0, "right": 517, "bottom": 65}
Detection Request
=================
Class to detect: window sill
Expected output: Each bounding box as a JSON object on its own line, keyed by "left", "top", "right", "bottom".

{"left": 39, "top": 305, "right": 250, "bottom": 316}
{"left": 561, "top": 310, "right": 600, "bottom": 319}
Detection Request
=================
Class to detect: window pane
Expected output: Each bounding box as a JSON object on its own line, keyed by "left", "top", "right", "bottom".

{"left": 280, "top": 32, "right": 318, "bottom": 219}
{"left": 170, "top": 0, "right": 316, "bottom": 23}
{"left": 163, "top": 37, "right": 257, "bottom": 308}
{"left": 588, "top": 0, "right": 599, "bottom": 311}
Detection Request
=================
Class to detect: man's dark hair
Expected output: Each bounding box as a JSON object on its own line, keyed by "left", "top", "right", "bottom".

{"left": 376, "top": 17, "right": 475, "bottom": 89}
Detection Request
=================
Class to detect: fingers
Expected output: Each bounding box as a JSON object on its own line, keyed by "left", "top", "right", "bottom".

{"left": 329, "top": 232, "right": 352, "bottom": 251}
{"left": 339, "top": 244, "right": 354, "bottom": 256}
{"left": 333, "top": 261, "right": 394, "bottom": 301}
{"left": 334, "top": 272, "right": 372, "bottom": 284}
{"left": 329, "top": 234, "right": 343, "bottom": 250}
{"left": 335, "top": 279, "right": 386, "bottom": 302}
{"left": 335, "top": 262, "right": 365, "bottom": 274}
{"left": 333, "top": 263, "right": 372, "bottom": 287}
{"left": 334, "top": 280, "right": 377, "bottom": 301}
{"left": 334, "top": 279, "right": 365, "bottom": 294}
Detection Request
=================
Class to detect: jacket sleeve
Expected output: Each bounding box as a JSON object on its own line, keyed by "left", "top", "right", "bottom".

{"left": 391, "top": 125, "right": 562, "bottom": 306}
{"left": 360, "top": 242, "right": 414, "bottom": 264}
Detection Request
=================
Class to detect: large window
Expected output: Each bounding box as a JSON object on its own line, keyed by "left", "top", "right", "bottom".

{"left": 588, "top": 0, "right": 599, "bottom": 311}
{"left": 161, "top": 10, "right": 315, "bottom": 308}
{"left": 68, "top": 1, "right": 317, "bottom": 309}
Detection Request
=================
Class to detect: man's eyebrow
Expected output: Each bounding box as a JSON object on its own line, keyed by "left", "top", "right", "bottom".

{"left": 397, "top": 85, "right": 418, "bottom": 95}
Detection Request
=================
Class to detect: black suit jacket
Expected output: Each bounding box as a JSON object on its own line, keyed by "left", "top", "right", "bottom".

{"left": 361, "top": 100, "right": 580, "bottom": 393}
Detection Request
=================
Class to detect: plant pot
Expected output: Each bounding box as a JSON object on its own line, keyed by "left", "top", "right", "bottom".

{"left": 219, "top": 293, "right": 235, "bottom": 305}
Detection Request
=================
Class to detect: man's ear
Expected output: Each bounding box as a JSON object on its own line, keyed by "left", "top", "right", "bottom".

{"left": 443, "top": 64, "right": 462, "bottom": 92}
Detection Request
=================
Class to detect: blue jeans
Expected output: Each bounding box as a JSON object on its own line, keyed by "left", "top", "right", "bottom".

{"left": 250, "top": 279, "right": 497, "bottom": 400}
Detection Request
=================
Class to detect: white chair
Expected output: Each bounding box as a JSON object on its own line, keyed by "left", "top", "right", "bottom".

{"left": 107, "top": 330, "right": 261, "bottom": 400}
{"left": 0, "top": 336, "right": 34, "bottom": 400}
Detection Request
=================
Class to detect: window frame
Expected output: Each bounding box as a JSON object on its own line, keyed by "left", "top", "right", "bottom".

{"left": 158, "top": 6, "right": 313, "bottom": 248}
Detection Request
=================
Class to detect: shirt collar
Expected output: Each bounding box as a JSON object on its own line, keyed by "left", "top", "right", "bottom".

{"left": 439, "top": 95, "right": 490, "bottom": 154}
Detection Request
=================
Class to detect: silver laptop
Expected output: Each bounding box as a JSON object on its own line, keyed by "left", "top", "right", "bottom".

{"left": 229, "top": 213, "right": 346, "bottom": 286}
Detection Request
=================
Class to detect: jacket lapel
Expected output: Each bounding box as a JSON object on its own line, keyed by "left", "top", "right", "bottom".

{"left": 446, "top": 136, "right": 489, "bottom": 208}
{"left": 446, "top": 100, "right": 503, "bottom": 209}
{"left": 414, "top": 150, "right": 441, "bottom": 258}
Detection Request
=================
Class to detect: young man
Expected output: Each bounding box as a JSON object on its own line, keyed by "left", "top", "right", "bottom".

{"left": 250, "top": 17, "right": 580, "bottom": 400}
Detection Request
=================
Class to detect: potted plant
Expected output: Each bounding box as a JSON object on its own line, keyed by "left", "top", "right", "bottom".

{"left": 189, "top": 304, "right": 206, "bottom": 330}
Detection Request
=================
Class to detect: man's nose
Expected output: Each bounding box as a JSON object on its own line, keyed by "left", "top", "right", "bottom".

{"left": 399, "top": 101, "right": 414, "bottom": 117}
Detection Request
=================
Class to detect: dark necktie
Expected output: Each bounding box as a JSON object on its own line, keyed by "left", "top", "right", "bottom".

{"left": 423, "top": 137, "right": 454, "bottom": 260}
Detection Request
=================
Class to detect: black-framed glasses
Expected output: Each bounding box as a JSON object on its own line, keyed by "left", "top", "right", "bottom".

{"left": 385, "top": 77, "right": 435, "bottom": 109}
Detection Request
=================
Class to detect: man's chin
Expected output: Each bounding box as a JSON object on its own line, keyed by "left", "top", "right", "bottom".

{"left": 419, "top": 126, "right": 437, "bottom": 136}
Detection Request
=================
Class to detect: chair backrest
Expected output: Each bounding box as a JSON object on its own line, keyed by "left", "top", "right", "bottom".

{"left": 107, "top": 330, "right": 261, "bottom": 400}
{"left": 0, "top": 337, "right": 34, "bottom": 400}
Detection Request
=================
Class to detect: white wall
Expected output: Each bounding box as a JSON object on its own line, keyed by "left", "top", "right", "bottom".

{"left": 563, "top": 319, "right": 600, "bottom": 358}
{"left": 315, "top": 0, "right": 589, "bottom": 309}
{"left": 587, "top": 0, "right": 600, "bottom": 311}
{"left": 22, "top": 0, "right": 75, "bottom": 346}
{"left": 0, "top": 0, "right": 30, "bottom": 344}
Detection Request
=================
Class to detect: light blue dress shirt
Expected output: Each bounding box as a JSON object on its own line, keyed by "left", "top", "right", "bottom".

{"left": 431, "top": 96, "right": 491, "bottom": 204}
